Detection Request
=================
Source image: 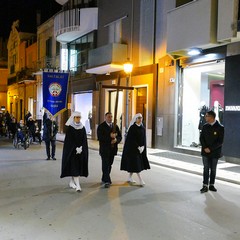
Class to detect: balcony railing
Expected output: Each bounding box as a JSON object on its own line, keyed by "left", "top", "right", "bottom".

{"left": 16, "top": 67, "right": 37, "bottom": 82}
{"left": 37, "top": 55, "right": 60, "bottom": 70}
{"left": 54, "top": 7, "right": 98, "bottom": 43}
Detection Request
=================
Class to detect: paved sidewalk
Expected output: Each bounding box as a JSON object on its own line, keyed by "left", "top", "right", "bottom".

{"left": 57, "top": 133, "right": 240, "bottom": 185}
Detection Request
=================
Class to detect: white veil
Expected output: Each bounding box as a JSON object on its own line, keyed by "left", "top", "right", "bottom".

{"left": 127, "top": 113, "right": 143, "bottom": 132}
{"left": 65, "top": 111, "right": 84, "bottom": 130}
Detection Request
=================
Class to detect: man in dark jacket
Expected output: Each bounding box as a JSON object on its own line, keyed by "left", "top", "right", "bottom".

{"left": 43, "top": 113, "right": 58, "bottom": 160}
{"left": 97, "top": 112, "right": 122, "bottom": 188}
{"left": 200, "top": 110, "right": 224, "bottom": 193}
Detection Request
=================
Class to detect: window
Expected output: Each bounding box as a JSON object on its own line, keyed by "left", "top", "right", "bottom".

{"left": 46, "top": 37, "right": 52, "bottom": 58}
{"left": 56, "top": 41, "right": 60, "bottom": 56}
{"left": 68, "top": 31, "right": 96, "bottom": 73}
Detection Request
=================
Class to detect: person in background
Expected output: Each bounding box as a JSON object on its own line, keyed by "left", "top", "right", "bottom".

{"left": 42, "top": 113, "right": 58, "bottom": 160}
{"left": 60, "top": 112, "right": 88, "bottom": 192}
{"left": 97, "top": 112, "right": 122, "bottom": 188}
{"left": 25, "top": 110, "right": 32, "bottom": 127}
{"left": 28, "top": 116, "right": 36, "bottom": 142}
{"left": 120, "top": 113, "right": 150, "bottom": 186}
{"left": 200, "top": 110, "right": 224, "bottom": 193}
{"left": 9, "top": 117, "right": 17, "bottom": 139}
{"left": 17, "top": 119, "right": 28, "bottom": 142}
{"left": 34, "top": 121, "right": 42, "bottom": 144}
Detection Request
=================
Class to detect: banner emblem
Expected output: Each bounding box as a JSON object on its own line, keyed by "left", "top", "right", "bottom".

{"left": 49, "top": 82, "right": 62, "bottom": 97}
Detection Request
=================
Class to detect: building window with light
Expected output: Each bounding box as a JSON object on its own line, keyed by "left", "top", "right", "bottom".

{"left": 68, "top": 31, "right": 96, "bottom": 73}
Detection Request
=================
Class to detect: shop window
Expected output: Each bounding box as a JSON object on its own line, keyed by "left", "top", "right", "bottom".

{"left": 74, "top": 92, "right": 93, "bottom": 135}
{"left": 179, "top": 61, "right": 225, "bottom": 149}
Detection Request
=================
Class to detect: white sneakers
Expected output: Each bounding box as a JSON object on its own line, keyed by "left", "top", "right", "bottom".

{"left": 69, "top": 177, "right": 82, "bottom": 192}
{"left": 127, "top": 173, "right": 145, "bottom": 187}
{"left": 139, "top": 179, "right": 145, "bottom": 187}
{"left": 127, "top": 177, "right": 136, "bottom": 184}
{"left": 69, "top": 178, "right": 77, "bottom": 189}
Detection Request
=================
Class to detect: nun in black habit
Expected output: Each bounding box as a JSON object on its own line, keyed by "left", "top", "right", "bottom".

{"left": 120, "top": 113, "right": 150, "bottom": 186}
{"left": 60, "top": 111, "right": 88, "bottom": 192}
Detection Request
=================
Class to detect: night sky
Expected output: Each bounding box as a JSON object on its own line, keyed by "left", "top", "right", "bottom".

{"left": 0, "top": 0, "right": 62, "bottom": 38}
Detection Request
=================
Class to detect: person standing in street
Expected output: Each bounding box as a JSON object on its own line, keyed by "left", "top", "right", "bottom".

{"left": 120, "top": 113, "right": 150, "bottom": 186}
{"left": 25, "top": 110, "right": 32, "bottom": 127}
{"left": 97, "top": 112, "right": 122, "bottom": 188}
{"left": 42, "top": 112, "right": 58, "bottom": 160}
{"left": 60, "top": 112, "right": 88, "bottom": 192}
{"left": 27, "top": 116, "right": 36, "bottom": 142}
{"left": 200, "top": 110, "right": 224, "bottom": 193}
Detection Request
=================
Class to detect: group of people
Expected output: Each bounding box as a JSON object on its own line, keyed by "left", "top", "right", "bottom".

{"left": 60, "top": 111, "right": 150, "bottom": 192}
{"left": 0, "top": 110, "right": 42, "bottom": 145}
{"left": 59, "top": 109, "right": 224, "bottom": 194}
{"left": 1, "top": 107, "right": 225, "bottom": 194}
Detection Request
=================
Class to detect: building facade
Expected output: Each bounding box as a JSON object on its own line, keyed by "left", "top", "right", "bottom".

{"left": 36, "top": 16, "right": 61, "bottom": 130}
{"left": 49, "top": 0, "right": 240, "bottom": 162}
{"left": 7, "top": 20, "right": 37, "bottom": 122}
{"left": 86, "top": 0, "right": 158, "bottom": 146}
{"left": 0, "top": 37, "right": 8, "bottom": 111}
{"left": 157, "top": 0, "right": 240, "bottom": 163}
{"left": 53, "top": 0, "right": 98, "bottom": 135}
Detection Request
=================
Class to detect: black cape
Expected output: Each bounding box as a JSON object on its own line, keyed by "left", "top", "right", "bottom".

{"left": 120, "top": 123, "right": 150, "bottom": 173}
{"left": 60, "top": 125, "right": 88, "bottom": 178}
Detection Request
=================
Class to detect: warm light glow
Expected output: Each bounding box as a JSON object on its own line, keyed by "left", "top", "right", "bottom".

{"left": 123, "top": 62, "right": 133, "bottom": 74}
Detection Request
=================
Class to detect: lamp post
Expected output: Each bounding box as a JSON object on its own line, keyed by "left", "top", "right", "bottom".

{"left": 123, "top": 61, "right": 133, "bottom": 134}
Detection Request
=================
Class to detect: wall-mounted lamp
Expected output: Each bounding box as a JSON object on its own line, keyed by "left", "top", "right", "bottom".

{"left": 123, "top": 60, "right": 133, "bottom": 74}
{"left": 188, "top": 48, "right": 202, "bottom": 56}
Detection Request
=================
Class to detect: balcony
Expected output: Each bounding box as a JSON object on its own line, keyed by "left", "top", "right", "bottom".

{"left": 86, "top": 43, "right": 128, "bottom": 75}
{"left": 54, "top": 8, "right": 98, "bottom": 43}
{"left": 167, "top": 0, "right": 218, "bottom": 58}
{"left": 167, "top": 0, "right": 240, "bottom": 58}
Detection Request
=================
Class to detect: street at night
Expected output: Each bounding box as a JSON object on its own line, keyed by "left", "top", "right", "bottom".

{"left": 0, "top": 139, "right": 240, "bottom": 240}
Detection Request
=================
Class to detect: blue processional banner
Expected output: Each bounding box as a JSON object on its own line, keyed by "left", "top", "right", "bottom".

{"left": 42, "top": 72, "right": 69, "bottom": 117}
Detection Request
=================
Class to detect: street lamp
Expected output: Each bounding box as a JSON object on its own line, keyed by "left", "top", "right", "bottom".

{"left": 123, "top": 60, "right": 133, "bottom": 134}
{"left": 123, "top": 61, "right": 133, "bottom": 75}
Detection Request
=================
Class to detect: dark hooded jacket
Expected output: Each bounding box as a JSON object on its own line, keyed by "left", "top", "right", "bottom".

{"left": 200, "top": 120, "right": 224, "bottom": 158}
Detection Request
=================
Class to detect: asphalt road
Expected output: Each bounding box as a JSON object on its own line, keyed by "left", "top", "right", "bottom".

{"left": 0, "top": 139, "right": 240, "bottom": 240}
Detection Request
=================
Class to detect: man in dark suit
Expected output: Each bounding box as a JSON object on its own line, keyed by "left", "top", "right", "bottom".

{"left": 200, "top": 110, "right": 224, "bottom": 193}
{"left": 43, "top": 113, "right": 58, "bottom": 160}
{"left": 97, "top": 112, "right": 122, "bottom": 188}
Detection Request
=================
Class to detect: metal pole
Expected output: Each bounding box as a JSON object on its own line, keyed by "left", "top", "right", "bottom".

{"left": 125, "top": 75, "right": 129, "bottom": 134}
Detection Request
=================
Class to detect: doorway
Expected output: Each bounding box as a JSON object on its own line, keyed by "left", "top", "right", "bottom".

{"left": 135, "top": 87, "right": 147, "bottom": 124}
{"left": 109, "top": 90, "right": 123, "bottom": 130}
